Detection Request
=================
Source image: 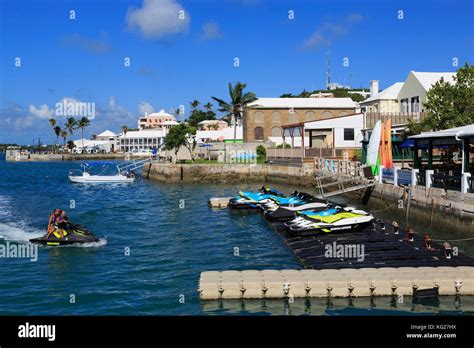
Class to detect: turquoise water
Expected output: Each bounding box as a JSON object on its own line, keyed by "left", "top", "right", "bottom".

{"left": 0, "top": 155, "right": 472, "bottom": 315}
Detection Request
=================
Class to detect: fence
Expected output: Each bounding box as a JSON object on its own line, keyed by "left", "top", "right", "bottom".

{"left": 365, "top": 112, "right": 428, "bottom": 129}
{"left": 314, "top": 157, "right": 362, "bottom": 177}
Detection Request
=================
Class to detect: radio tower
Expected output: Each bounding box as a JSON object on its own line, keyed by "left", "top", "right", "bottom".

{"left": 326, "top": 50, "right": 331, "bottom": 90}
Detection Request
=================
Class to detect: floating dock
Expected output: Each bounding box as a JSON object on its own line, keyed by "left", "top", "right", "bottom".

{"left": 199, "top": 267, "right": 474, "bottom": 300}
{"left": 208, "top": 197, "right": 232, "bottom": 208}
{"left": 203, "top": 197, "right": 474, "bottom": 300}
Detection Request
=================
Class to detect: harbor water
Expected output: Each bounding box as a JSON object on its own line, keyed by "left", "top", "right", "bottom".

{"left": 0, "top": 155, "right": 473, "bottom": 315}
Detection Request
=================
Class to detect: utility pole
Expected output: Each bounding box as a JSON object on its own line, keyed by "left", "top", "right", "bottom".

{"left": 326, "top": 50, "right": 331, "bottom": 90}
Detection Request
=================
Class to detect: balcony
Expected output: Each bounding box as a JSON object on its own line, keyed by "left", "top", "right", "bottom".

{"left": 365, "top": 112, "right": 428, "bottom": 129}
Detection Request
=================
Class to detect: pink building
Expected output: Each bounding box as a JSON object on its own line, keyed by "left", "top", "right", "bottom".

{"left": 138, "top": 109, "right": 176, "bottom": 130}
{"left": 198, "top": 120, "right": 228, "bottom": 131}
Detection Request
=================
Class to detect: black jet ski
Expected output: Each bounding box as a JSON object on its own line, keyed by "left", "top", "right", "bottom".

{"left": 30, "top": 223, "right": 99, "bottom": 246}
{"left": 263, "top": 200, "right": 332, "bottom": 222}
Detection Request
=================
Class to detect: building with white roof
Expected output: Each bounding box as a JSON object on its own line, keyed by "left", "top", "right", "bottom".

{"left": 243, "top": 97, "right": 359, "bottom": 143}
{"left": 360, "top": 82, "right": 404, "bottom": 113}
{"left": 138, "top": 109, "right": 176, "bottom": 130}
{"left": 198, "top": 120, "right": 228, "bottom": 131}
{"left": 73, "top": 138, "right": 113, "bottom": 153}
{"left": 196, "top": 126, "right": 243, "bottom": 143}
{"left": 117, "top": 129, "right": 166, "bottom": 153}
{"left": 95, "top": 130, "right": 118, "bottom": 141}
{"left": 397, "top": 71, "right": 455, "bottom": 113}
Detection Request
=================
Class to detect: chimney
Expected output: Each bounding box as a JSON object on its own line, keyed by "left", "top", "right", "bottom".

{"left": 370, "top": 80, "right": 379, "bottom": 98}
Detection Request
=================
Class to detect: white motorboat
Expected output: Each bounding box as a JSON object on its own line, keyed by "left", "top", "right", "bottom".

{"left": 69, "top": 162, "right": 135, "bottom": 183}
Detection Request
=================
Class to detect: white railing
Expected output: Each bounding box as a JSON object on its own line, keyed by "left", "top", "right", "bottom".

{"left": 314, "top": 157, "right": 362, "bottom": 177}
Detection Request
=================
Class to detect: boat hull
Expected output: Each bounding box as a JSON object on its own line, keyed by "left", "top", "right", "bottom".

{"left": 69, "top": 175, "right": 134, "bottom": 183}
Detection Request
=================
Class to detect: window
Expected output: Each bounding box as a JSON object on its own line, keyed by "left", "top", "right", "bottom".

{"left": 400, "top": 98, "right": 409, "bottom": 113}
{"left": 304, "top": 111, "right": 315, "bottom": 121}
{"left": 271, "top": 111, "right": 281, "bottom": 123}
{"left": 288, "top": 110, "right": 299, "bottom": 123}
{"left": 254, "top": 126, "right": 264, "bottom": 140}
{"left": 271, "top": 127, "right": 282, "bottom": 137}
{"left": 321, "top": 111, "right": 332, "bottom": 119}
{"left": 254, "top": 111, "right": 264, "bottom": 123}
{"left": 344, "top": 128, "right": 355, "bottom": 141}
{"left": 411, "top": 96, "right": 420, "bottom": 112}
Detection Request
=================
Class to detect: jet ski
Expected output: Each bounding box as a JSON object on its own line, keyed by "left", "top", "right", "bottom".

{"left": 30, "top": 223, "right": 99, "bottom": 246}
{"left": 284, "top": 207, "right": 375, "bottom": 236}
{"left": 228, "top": 187, "right": 290, "bottom": 209}
{"left": 263, "top": 200, "right": 332, "bottom": 222}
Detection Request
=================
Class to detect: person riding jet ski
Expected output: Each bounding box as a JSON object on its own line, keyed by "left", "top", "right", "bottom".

{"left": 30, "top": 209, "right": 99, "bottom": 246}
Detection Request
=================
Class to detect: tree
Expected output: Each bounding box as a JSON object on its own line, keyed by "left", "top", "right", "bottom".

{"left": 91, "top": 134, "right": 97, "bottom": 140}
{"left": 190, "top": 100, "right": 200, "bottom": 111}
{"left": 121, "top": 125, "right": 129, "bottom": 137}
{"left": 204, "top": 102, "right": 213, "bottom": 112}
{"left": 77, "top": 117, "right": 91, "bottom": 149}
{"left": 212, "top": 82, "right": 257, "bottom": 142}
{"left": 163, "top": 123, "right": 197, "bottom": 162}
{"left": 406, "top": 63, "right": 474, "bottom": 135}
{"left": 64, "top": 117, "right": 77, "bottom": 141}
{"left": 53, "top": 126, "right": 62, "bottom": 153}
{"left": 60, "top": 130, "right": 68, "bottom": 150}
{"left": 48, "top": 118, "right": 58, "bottom": 153}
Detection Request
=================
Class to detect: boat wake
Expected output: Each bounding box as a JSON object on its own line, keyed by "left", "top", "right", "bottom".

{"left": 0, "top": 222, "right": 44, "bottom": 243}
{"left": 62, "top": 238, "right": 108, "bottom": 248}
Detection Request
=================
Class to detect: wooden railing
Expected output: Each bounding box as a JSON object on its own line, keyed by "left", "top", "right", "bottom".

{"left": 314, "top": 157, "right": 362, "bottom": 177}
{"left": 365, "top": 112, "right": 428, "bottom": 129}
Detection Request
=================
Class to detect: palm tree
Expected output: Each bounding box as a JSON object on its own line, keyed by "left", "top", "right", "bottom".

{"left": 77, "top": 117, "right": 91, "bottom": 149}
{"left": 64, "top": 117, "right": 77, "bottom": 141}
{"left": 121, "top": 125, "right": 129, "bottom": 137}
{"left": 49, "top": 118, "right": 57, "bottom": 153}
{"left": 204, "top": 102, "right": 213, "bottom": 112}
{"left": 212, "top": 82, "right": 257, "bottom": 142}
{"left": 60, "top": 130, "right": 68, "bottom": 151}
{"left": 53, "top": 126, "right": 61, "bottom": 153}
{"left": 190, "top": 100, "right": 200, "bottom": 111}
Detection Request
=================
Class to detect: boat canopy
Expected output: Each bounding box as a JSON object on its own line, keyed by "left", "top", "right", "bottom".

{"left": 84, "top": 161, "right": 113, "bottom": 167}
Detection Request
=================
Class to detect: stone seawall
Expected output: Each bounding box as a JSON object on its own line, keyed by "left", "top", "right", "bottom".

{"left": 145, "top": 163, "right": 315, "bottom": 186}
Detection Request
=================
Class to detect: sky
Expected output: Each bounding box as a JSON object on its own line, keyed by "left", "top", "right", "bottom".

{"left": 0, "top": 0, "right": 473, "bottom": 144}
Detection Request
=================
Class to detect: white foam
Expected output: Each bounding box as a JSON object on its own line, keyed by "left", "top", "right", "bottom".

{"left": 63, "top": 237, "right": 108, "bottom": 248}
{"left": 0, "top": 222, "right": 44, "bottom": 243}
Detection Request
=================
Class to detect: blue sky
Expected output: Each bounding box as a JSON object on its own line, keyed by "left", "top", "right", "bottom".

{"left": 0, "top": 0, "right": 473, "bottom": 144}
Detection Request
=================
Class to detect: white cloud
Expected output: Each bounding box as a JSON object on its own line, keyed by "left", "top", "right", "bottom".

{"left": 138, "top": 101, "right": 155, "bottom": 115}
{"left": 28, "top": 104, "right": 53, "bottom": 119}
{"left": 302, "top": 13, "right": 365, "bottom": 50}
{"left": 125, "top": 0, "right": 190, "bottom": 39}
{"left": 200, "top": 22, "right": 222, "bottom": 41}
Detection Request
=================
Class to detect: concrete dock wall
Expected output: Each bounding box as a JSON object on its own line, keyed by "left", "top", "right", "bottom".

{"left": 199, "top": 268, "right": 474, "bottom": 300}
{"left": 146, "top": 163, "right": 315, "bottom": 185}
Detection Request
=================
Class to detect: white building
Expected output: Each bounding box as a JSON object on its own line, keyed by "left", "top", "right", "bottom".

{"left": 360, "top": 81, "right": 404, "bottom": 113}
{"left": 304, "top": 113, "right": 364, "bottom": 149}
{"left": 95, "top": 130, "right": 117, "bottom": 141}
{"left": 117, "top": 130, "right": 166, "bottom": 153}
{"left": 73, "top": 138, "right": 113, "bottom": 153}
{"left": 397, "top": 71, "right": 455, "bottom": 113}
{"left": 196, "top": 126, "right": 243, "bottom": 143}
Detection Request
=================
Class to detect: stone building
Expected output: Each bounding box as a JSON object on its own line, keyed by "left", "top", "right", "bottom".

{"left": 243, "top": 97, "right": 359, "bottom": 143}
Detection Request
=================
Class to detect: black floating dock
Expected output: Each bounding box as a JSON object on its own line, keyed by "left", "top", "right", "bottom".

{"left": 271, "top": 221, "right": 474, "bottom": 269}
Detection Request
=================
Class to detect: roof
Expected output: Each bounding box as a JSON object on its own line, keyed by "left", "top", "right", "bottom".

{"left": 196, "top": 126, "right": 243, "bottom": 141}
{"left": 409, "top": 125, "right": 474, "bottom": 140}
{"left": 97, "top": 130, "right": 117, "bottom": 137}
{"left": 73, "top": 138, "right": 110, "bottom": 147}
{"left": 198, "top": 120, "right": 228, "bottom": 124}
{"left": 411, "top": 71, "right": 455, "bottom": 91}
{"left": 304, "top": 113, "right": 364, "bottom": 130}
{"left": 247, "top": 97, "right": 358, "bottom": 109}
{"left": 162, "top": 120, "right": 179, "bottom": 125}
{"left": 361, "top": 82, "right": 404, "bottom": 103}
{"left": 145, "top": 109, "right": 174, "bottom": 118}
{"left": 120, "top": 130, "right": 166, "bottom": 138}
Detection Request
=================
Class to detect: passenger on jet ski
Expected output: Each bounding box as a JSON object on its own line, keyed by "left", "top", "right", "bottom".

{"left": 30, "top": 211, "right": 99, "bottom": 246}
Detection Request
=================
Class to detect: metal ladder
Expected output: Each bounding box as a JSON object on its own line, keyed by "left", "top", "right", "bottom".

{"left": 116, "top": 157, "right": 153, "bottom": 174}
